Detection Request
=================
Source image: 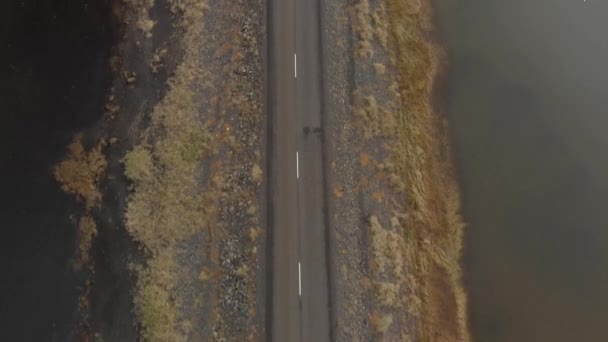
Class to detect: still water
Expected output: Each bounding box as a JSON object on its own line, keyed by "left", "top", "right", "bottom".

{"left": 433, "top": 0, "right": 608, "bottom": 341}
{"left": 0, "top": 1, "right": 115, "bottom": 339}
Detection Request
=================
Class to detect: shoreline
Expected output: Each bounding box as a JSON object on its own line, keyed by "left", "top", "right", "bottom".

{"left": 321, "top": 0, "right": 470, "bottom": 339}
{"left": 385, "top": 0, "right": 470, "bottom": 339}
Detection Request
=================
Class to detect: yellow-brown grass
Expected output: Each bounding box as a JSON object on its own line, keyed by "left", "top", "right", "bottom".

{"left": 75, "top": 216, "right": 98, "bottom": 270}
{"left": 121, "top": 1, "right": 212, "bottom": 341}
{"left": 371, "top": 311, "right": 394, "bottom": 333}
{"left": 353, "top": 0, "right": 375, "bottom": 58}
{"left": 383, "top": 0, "right": 470, "bottom": 340}
{"left": 122, "top": 71, "right": 212, "bottom": 339}
{"left": 54, "top": 135, "right": 108, "bottom": 338}
{"left": 125, "top": 0, "right": 155, "bottom": 37}
{"left": 54, "top": 134, "right": 107, "bottom": 270}
{"left": 54, "top": 134, "right": 108, "bottom": 210}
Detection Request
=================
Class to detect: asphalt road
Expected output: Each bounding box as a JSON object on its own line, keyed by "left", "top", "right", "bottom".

{"left": 267, "top": 0, "right": 331, "bottom": 339}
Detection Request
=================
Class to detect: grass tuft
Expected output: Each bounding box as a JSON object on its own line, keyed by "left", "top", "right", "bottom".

{"left": 371, "top": 311, "right": 393, "bottom": 333}
{"left": 54, "top": 134, "right": 108, "bottom": 209}
{"left": 75, "top": 216, "right": 98, "bottom": 270}
{"left": 123, "top": 146, "right": 155, "bottom": 183}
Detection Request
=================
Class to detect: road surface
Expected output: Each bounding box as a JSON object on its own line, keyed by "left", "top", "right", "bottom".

{"left": 267, "top": 0, "right": 331, "bottom": 339}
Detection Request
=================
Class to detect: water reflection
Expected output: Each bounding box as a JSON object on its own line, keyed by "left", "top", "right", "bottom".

{"left": 433, "top": 0, "right": 608, "bottom": 340}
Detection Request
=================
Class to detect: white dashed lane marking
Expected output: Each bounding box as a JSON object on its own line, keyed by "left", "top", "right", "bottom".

{"left": 296, "top": 151, "right": 300, "bottom": 179}
{"left": 298, "top": 261, "right": 302, "bottom": 296}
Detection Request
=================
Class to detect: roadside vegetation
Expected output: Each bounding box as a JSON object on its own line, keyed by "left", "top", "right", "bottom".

{"left": 384, "top": 0, "right": 469, "bottom": 339}
{"left": 121, "top": 1, "right": 212, "bottom": 340}
{"left": 51, "top": 0, "right": 264, "bottom": 339}
{"left": 123, "top": 0, "right": 265, "bottom": 339}
{"left": 351, "top": 0, "right": 469, "bottom": 340}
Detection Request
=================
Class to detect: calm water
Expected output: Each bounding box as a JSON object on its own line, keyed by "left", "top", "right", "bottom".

{"left": 433, "top": 0, "right": 608, "bottom": 341}
{"left": 0, "top": 1, "right": 114, "bottom": 339}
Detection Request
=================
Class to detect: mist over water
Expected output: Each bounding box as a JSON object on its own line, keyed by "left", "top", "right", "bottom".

{"left": 433, "top": 0, "right": 608, "bottom": 341}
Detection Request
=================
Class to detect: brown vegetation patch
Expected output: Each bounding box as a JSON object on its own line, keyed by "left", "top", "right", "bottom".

{"left": 359, "top": 152, "right": 371, "bottom": 167}
{"left": 383, "top": 0, "right": 470, "bottom": 340}
{"left": 126, "top": 0, "right": 156, "bottom": 38}
{"left": 354, "top": 90, "right": 397, "bottom": 139}
{"left": 75, "top": 216, "right": 98, "bottom": 270}
{"left": 349, "top": 0, "right": 470, "bottom": 340}
{"left": 372, "top": 190, "right": 385, "bottom": 202}
{"left": 54, "top": 134, "right": 108, "bottom": 209}
{"left": 121, "top": 1, "right": 216, "bottom": 340}
{"left": 54, "top": 134, "right": 109, "bottom": 338}
{"left": 123, "top": 66, "right": 213, "bottom": 342}
{"left": 425, "top": 264, "right": 461, "bottom": 341}
{"left": 373, "top": 62, "right": 387, "bottom": 75}
{"left": 370, "top": 310, "right": 393, "bottom": 334}
{"left": 353, "top": 0, "right": 374, "bottom": 58}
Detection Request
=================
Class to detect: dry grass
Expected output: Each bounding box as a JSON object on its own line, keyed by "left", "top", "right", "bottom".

{"left": 353, "top": 0, "right": 374, "bottom": 59}
{"left": 373, "top": 62, "right": 387, "bottom": 75}
{"left": 126, "top": 0, "right": 156, "bottom": 38}
{"left": 371, "top": 311, "right": 394, "bottom": 333}
{"left": 381, "top": 0, "right": 470, "bottom": 340}
{"left": 354, "top": 91, "right": 397, "bottom": 139}
{"left": 251, "top": 163, "right": 263, "bottom": 184}
{"left": 150, "top": 48, "right": 168, "bottom": 73}
{"left": 376, "top": 281, "right": 400, "bottom": 307}
{"left": 123, "top": 145, "right": 155, "bottom": 182}
{"left": 353, "top": 0, "right": 392, "bottom": 58}
{"left": 75, "top": 216, "right": 98, "bottom": 270}
{"left": 54, "top": 134, "right": 108, "bottom": 209}
{"left": 168, "top": 0, "right": 209, "bottom": 28}
{"left": 132, "top": 249, "right": 186, "bottom": 342}
{"left": 54, "top": 134, "right": 107, "bottom": 273}
{"left": 54, "top": 135, "right": 108, "bottom": 338}
{"left": 137, "top": 17, "right": 156, "bottom": 38}
{"left": 371, "top": 4, "right": 389, "bottom": 49}
{"left": 350, "top": 0, "right": 469, "bottom": 340}
{"left": 122, "top": 1, "right": 214, "bottom": 340}
{"left": 123, "top": 67, "right": 211, "bottom": 341}
{"left": 123, "top": 69, "right": 214, "bottom": 251}
{"left": 369, "top": 215, "right": 404, "bottom": 277}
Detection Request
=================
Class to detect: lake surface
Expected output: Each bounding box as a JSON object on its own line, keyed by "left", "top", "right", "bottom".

{"left": 0, "top": 1, "right": 114, "bottom": 339}
{"left": 432, "top": 0, "right": 608, "bottom": 341}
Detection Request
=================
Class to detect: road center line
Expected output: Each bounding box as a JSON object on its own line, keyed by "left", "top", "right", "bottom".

{"left": 296, "top": 151, "right": 299, "bottom": 179}
{"left": 298, "top": 261, "right": 302, "bottom": 296}
{"left": 294, "top": 53, "right": 297, "bottom": 78}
